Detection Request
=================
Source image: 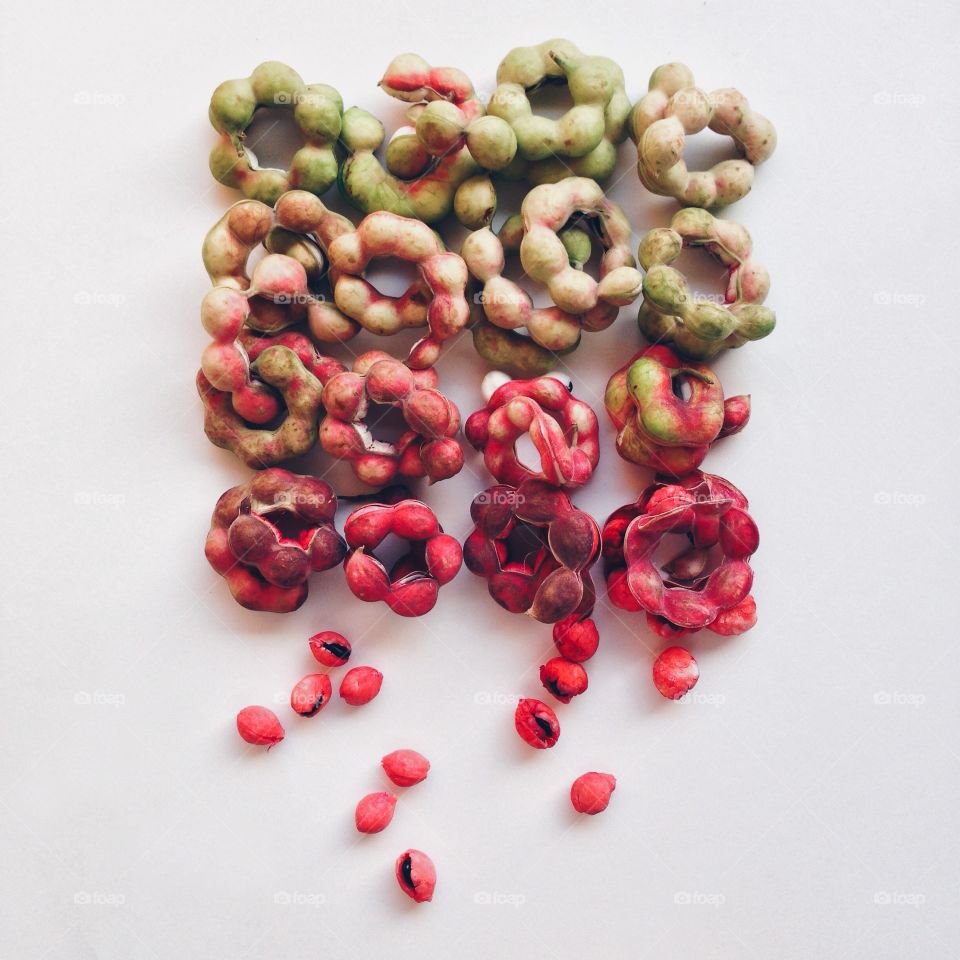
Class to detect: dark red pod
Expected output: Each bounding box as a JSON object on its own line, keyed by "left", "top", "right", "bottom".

{"left": 540, "top": 657, "right": 588, "bottom": 703}
{"left": 514, "top": 698, "right": 560, "bottom": 749}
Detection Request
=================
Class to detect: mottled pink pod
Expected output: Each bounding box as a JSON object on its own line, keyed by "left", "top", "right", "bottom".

{"left": 601, "top": 472, "right": 759, "bottom": 637}
{"left": 552, "top": 615, "right": 600, "bottom": 662}
{"left": 382, "top": 749, "right": 431, "bottom": 787}
{"left": 719, "top": 395, "right": 751, "bottom": 437}
{"left": 290, "top": 674, "right": 333, "bottom": 717}
{"left": 605, "top": 346, "right": 745, "bottom": 477}
{"left": 308, "top": 631, "right": 352, "bottom": 667}
{"left": 540, "top": 657, "right": 588, "bottom": 703}
{"left": 236, "top": 706, "right": 285, "bottom": 746}
{"left": 570, "top": 772, "right": 617, "bottom": 814}
{"left": 339, "top": 666, "right": 383, "bottom": 706}
{"left": 319, "top": 352, "right": 464, "bottom": 486}
{"left": 464, "top": 376, "right": 600, "bottom": 489}
{"left": 355, "top": 792, "right": 398, "bottom": 833}
{"left": 514, "top": 698, "right": 560, "bottom": 749}
{"left": 395, "top": 849, "right": 436, "bottom": 903}
{"left": 652, "top": 647, "right": 700, "bottom": 700}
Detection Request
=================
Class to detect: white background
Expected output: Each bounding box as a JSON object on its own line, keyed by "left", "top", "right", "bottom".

{"left": 2, "top": 1, "right": 958, "bottom": 957}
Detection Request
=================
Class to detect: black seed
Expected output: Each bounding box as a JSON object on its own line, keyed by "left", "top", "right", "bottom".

{"left": 400, "top": 855, "right": 414, "bottom": 890}
{"left": 323, "top": 642, "right": 350, "bottom": 661}
{"left": 534, "top": 715, "right": 554, "bottom": 739}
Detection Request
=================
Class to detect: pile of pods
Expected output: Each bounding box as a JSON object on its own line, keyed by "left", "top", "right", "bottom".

{"left": 200, "top": 42, "right": 777, "bottom": 896}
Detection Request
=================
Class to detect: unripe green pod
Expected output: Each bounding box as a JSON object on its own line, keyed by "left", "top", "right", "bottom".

{"left": 207, "top": 63, "right": 343, "bottom": 204}
{"left": 472, "top": 320, "right": 571, "bottom": 378}
{"left": 416, "top": 101, "right": 467, "bottom": 155}
{"left": 385, "top": 130, "right": 431, "bottom": 178}
{"left": 465, "top": 116, "right": 517, "bottom": 171}
{"left": 454, "top": 176, "right": 496, "bottom": 230}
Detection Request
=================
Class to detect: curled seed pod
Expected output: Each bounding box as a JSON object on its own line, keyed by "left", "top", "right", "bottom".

{"left": 553, "top": 615, "right": 599, "bottom": 662}
{"left": 540, "top": 658, "right": 589, "bottom": 703}
{"left": 308, "top": 630, "right": 352, "bottom": 667}
{"left": 652, "top": 647, "right": 699, "bottom": 700}
{"left": 290, "top": 674, "right": 333, "bottom": 717}
{"left": 381, "top": 749, "right": 430, "bottom": 787}
{"left": 395, "top": 849, "right": 436, "bottom": 903}
{"left": 339, "top": 666, "right": 383, "bottom": 706}
{"left": 236, "top": 706, "right": 285, "bottom": 747}
{"left": 570, "top": 772, "right": 617, "bottom": 814}
{"left": 355, "top": 792, "right": 398, "bottom": 834}
{"left": 514, "top": 698, "right": 560, "bottom": 749}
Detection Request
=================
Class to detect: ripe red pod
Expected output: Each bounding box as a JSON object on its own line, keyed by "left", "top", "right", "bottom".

{"left": 514, "top": 698, "right": 560, "bottom": 749}
{"left": 539, "top": 657, "right": 588, "bottom": 703}
{"left": 570, "top": 772, "right": 617, "bottom": 814}
{"left": 652, "top": 647, "right": 699, "bottom": 699}
{"left": 339, "top": 666, "right": 383, "bottom": 706}
{"left": 355, "top": 792, "right": 398, "bottom": 833}
{"left": 290, "top": 673, "right": 333, "bottom": 717}
{"left": 395, "top": 849, "right": 436, "bottom": 903}
{"left": 552, "top": 614, "right": 599, "bottom": 662}
{"left": 601, "top": 471, "right": 759, "bottom": 637}
{"left": 343, "top": 499, "right": 462, "bottom": 616}
{"left": 382, "top": 749, "right": 430, "bottom": 786}
{"left": 236, "top": 705, "right": 285, "bottom": 746}
{"left": 308, "top": 630, "right": 352, "bottom": 666}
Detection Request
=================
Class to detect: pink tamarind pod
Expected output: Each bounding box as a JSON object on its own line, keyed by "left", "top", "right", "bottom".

{"left": 355, "top": 792, "right": 398, "bottom": 833}
{"left": 395, "top": 849, "right": 436, "bottom": 903}
{"left": 570, "top": 772, "right": 617, "bottom": 814}
{"left": 652, "top": 647, "right": 700, "bottom": 700}
{"left": 514, "top": 698, "right": 560, "bottom": 749}
{"left": 236, "top": 706, "right": 285, "bottom": 746}
{"left": 382, "top": 750, "right": 431, "bottom": 787}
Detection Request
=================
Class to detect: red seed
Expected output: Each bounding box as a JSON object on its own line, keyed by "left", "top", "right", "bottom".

{"left": 552, "top": 615, "right": 600, "bottom": 662}
{"left": 652, "top": 646, "right": 700, "bottom": 699}
{"left": 339, "top": 666, "right": 383, "bottom": 705}
{"left": 355, "top": 792, "right": 397, "bottom": 833}
{"left": 514, "top": 698, "right": 560, "bottom": 749}
{"left": 236, "top": 705, "right": 284, "bottom": 746}
{"left": 570, "top": 772, "right": 617, "bottom": 814}
{"left": 539, "top": 657, "right": 588, "bottom": 703}
{"left": 381, "top": 749, "right": 430, "bottom": 787}
{"left": 395, "top": 849, "right": 436, "bottom": 902}
{"left": 308, "top": 630, "right": 352, "bottom": 666}
{"left": 290, "top": 673, "right": 332, "bottom": 717}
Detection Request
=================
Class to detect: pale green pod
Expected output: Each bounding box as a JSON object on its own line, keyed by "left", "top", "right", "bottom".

{"left": 465, "top": 116, "right": 517, "bottom": 171}
{"left": 385, "top": 129, "right": 432, "bottom": 178}
{"left": 207, "top": 63, "right": 342, "bottom": 203}
{"left": 454, "top": 176, "right": 497, "bottom": 229}
{"left": 416, "top": 101, "right": 467, "bottom": 155}
{"left": 633, "top": 62, "right": 777, "bottom": 208}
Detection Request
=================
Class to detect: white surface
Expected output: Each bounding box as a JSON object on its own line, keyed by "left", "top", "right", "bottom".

{"left": 2, "top": 1, "right": 958, "bottom": 957}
